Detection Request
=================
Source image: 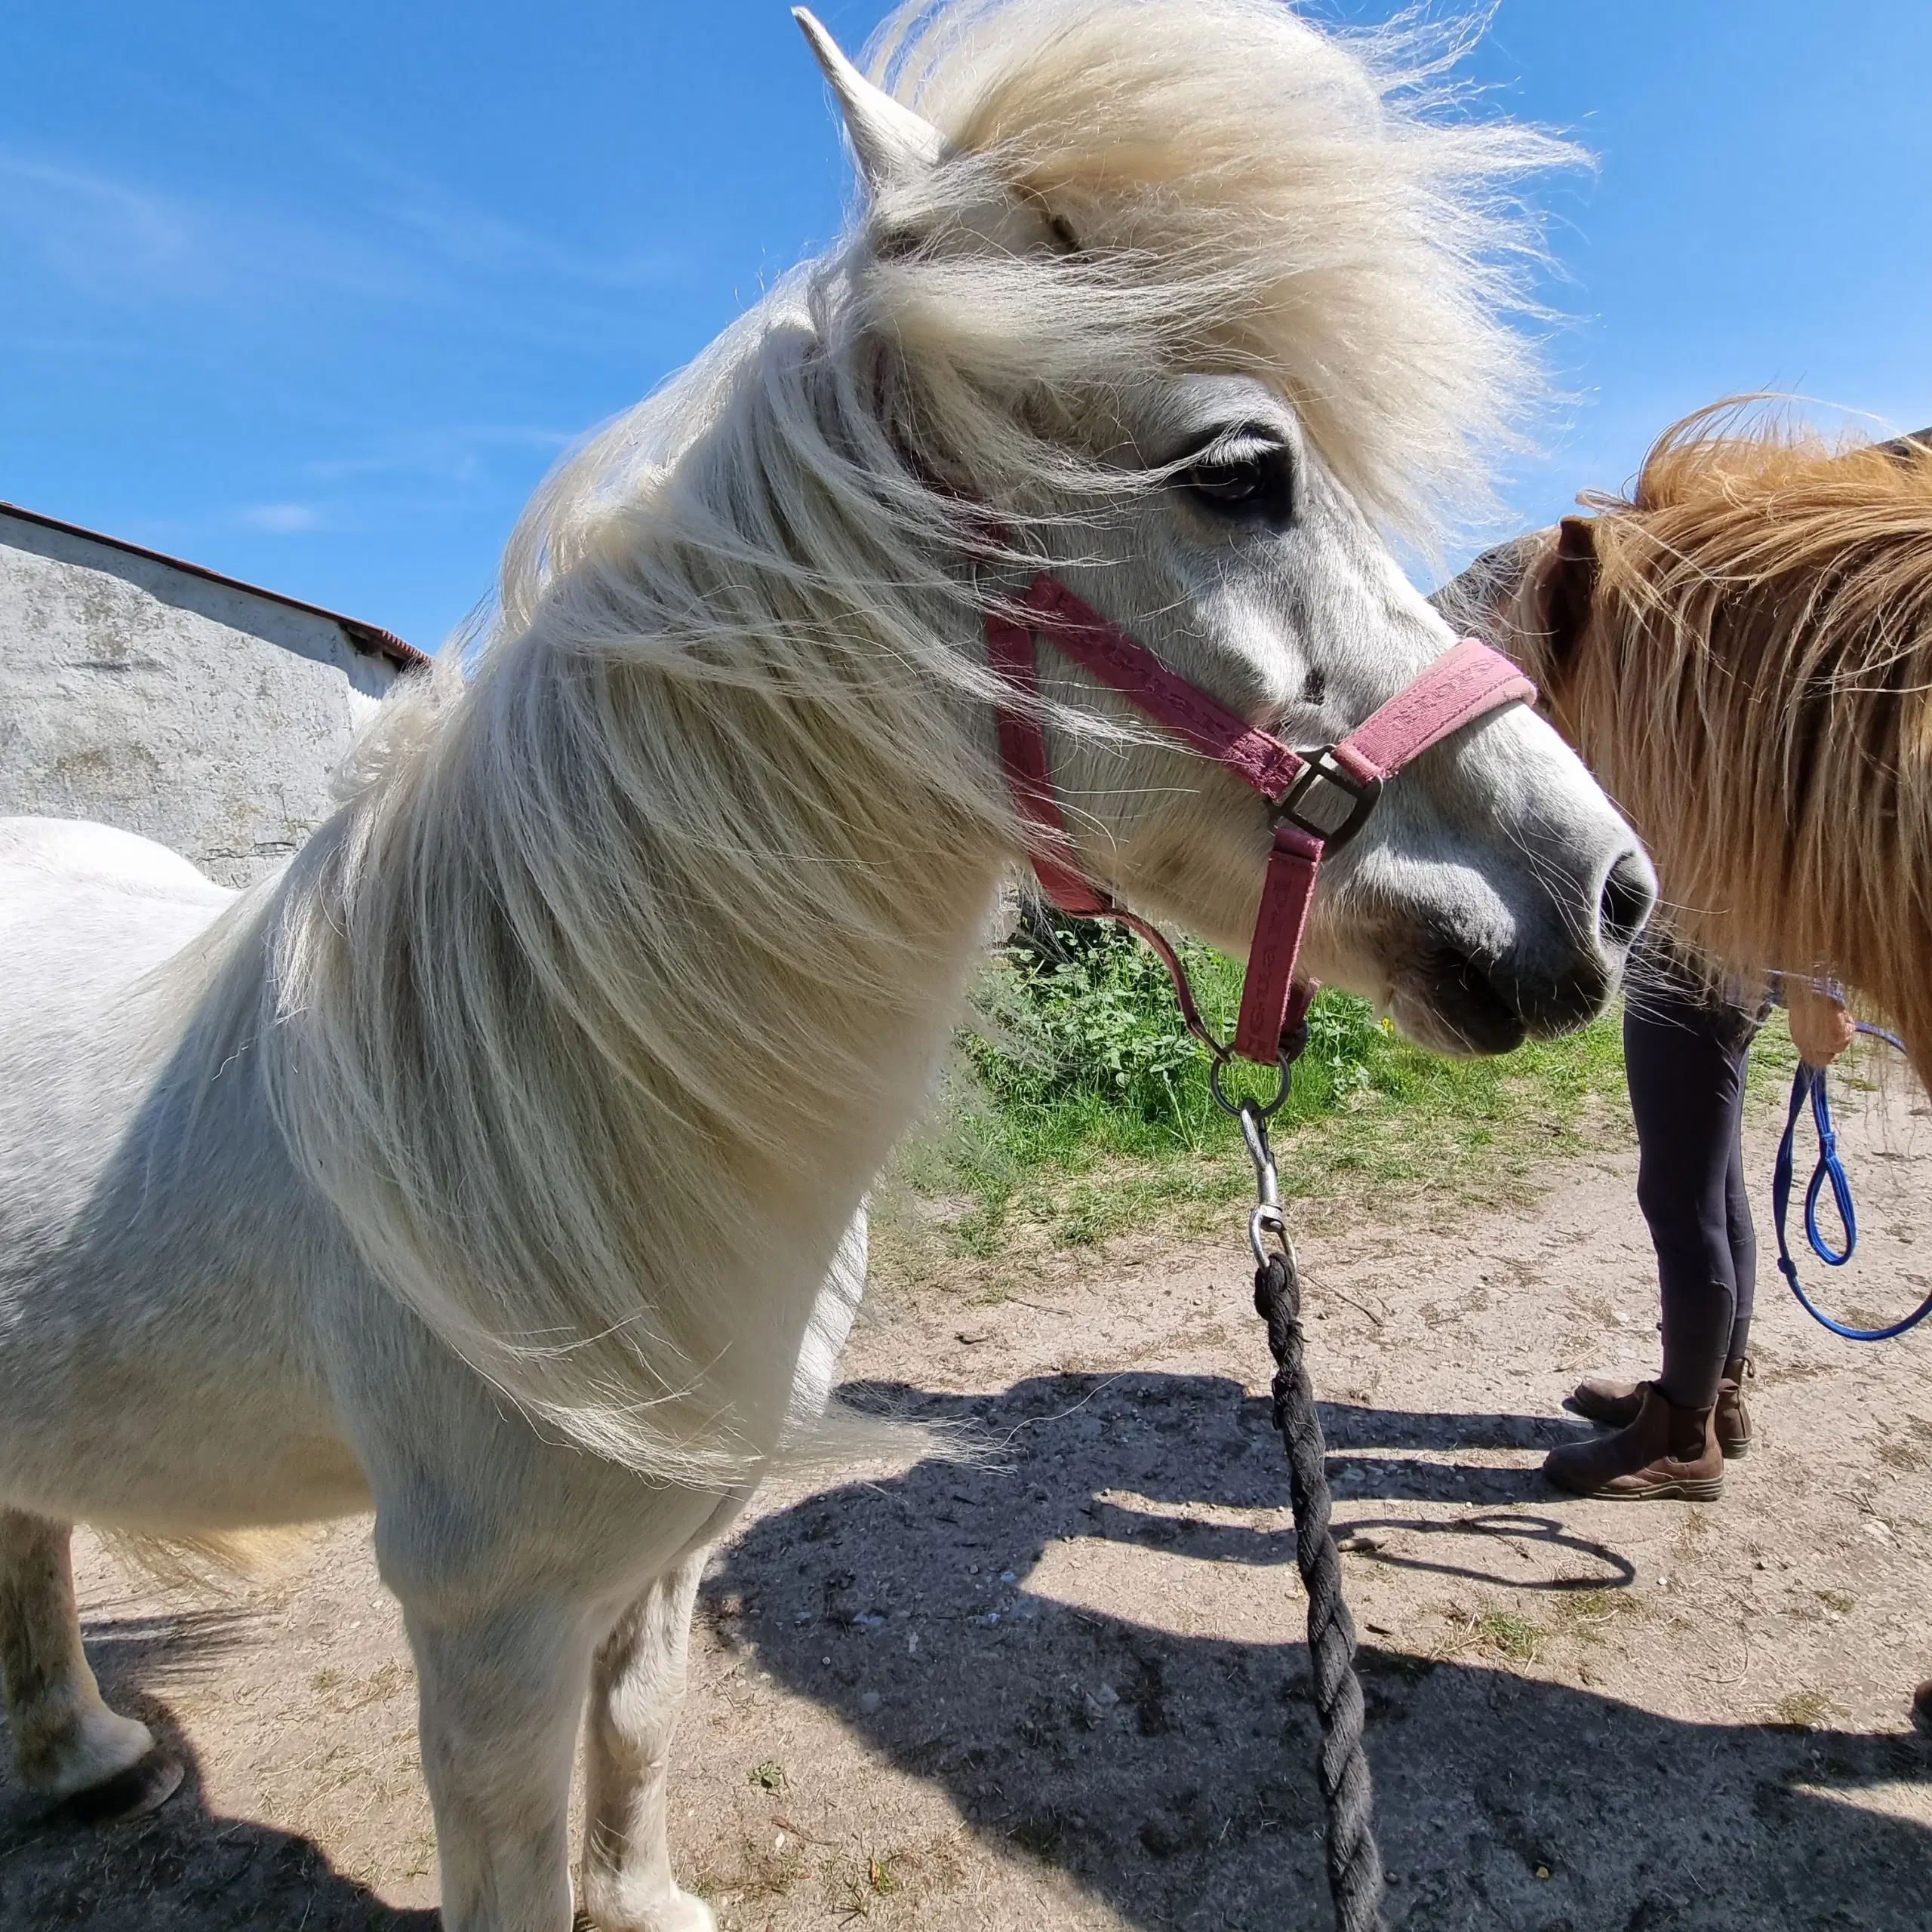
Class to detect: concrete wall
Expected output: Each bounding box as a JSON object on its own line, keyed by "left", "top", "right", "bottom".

{"left": 0, "top": 512, "right": 411, "bottom": 889}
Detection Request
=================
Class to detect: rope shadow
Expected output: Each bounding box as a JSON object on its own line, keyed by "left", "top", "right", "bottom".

{"left": 1336, "top": 1512, "right": 1636, "bottom": 1592}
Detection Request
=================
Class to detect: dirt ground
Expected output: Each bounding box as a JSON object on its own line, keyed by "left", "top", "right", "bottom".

{"left": 6, "top": 1062, "right": 1932, "bottom": 1930}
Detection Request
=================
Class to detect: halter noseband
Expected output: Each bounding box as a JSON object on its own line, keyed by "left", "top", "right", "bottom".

{"left": 986, "top": 571, "right": 1536, "bottom": 1078}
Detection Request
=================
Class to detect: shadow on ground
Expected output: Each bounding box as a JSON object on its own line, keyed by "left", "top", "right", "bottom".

{"left": 708, "top": 1371, "right": 1932, "bottom": 1931}
{"left": 0, "top": 1610, "right": 435, "bottom": 1932}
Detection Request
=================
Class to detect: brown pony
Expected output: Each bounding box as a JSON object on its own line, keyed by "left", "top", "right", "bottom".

{"left": 1443, "top": 408, "right": 1932, "bottom": 1076}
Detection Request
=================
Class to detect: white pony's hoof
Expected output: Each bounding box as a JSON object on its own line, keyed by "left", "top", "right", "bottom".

{"left": 57, "top": 1747, "right": 185, "bottom": 1823}
{"left": 576, "top": 1884, "right": 716, "bottom": 1932}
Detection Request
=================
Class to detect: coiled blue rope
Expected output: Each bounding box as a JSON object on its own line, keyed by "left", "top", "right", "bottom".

{"left": 1772, "top": 1020, "right": 1932, "bottom": 1340}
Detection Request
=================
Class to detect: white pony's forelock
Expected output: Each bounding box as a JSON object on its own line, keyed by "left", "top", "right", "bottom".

{"left": 866, "top": 0, "right": 1577, "bottom": 541}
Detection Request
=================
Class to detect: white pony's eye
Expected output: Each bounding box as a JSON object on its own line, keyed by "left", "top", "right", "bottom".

{"left": 1180, "top": 435, "right": 1294, "bottom": 527}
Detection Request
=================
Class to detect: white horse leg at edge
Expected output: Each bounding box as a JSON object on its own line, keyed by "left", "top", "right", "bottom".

{"left": 0, "top": 5, "right": 1654, "bottom": 1929}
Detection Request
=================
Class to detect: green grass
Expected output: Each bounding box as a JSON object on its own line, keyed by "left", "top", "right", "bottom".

{"left": 880, "top": 918, "right": 1644, "bottom": 1270}
{"left": 1475, "top": 1609, "right": 1545, "bottom": 1664}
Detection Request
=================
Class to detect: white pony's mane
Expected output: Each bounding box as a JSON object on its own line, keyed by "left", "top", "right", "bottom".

{"left": 202, "top": 0, "right": 1572, "bottom": 1484}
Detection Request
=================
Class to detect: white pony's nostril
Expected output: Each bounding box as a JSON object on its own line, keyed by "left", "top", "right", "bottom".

{"left": 1598, "top": 849, "right": 1657, "bottom": 951}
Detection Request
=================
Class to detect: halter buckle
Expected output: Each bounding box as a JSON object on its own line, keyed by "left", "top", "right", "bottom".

{"left": 1276, "top": 749, "right": 1382, "bottom": 848}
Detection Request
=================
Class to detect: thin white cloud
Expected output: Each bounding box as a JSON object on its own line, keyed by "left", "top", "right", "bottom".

{"left": 0, "top": 141, "right": 681, "bottom": 321}
{"left": 0, "top": 153, "right": 199, "bottom": 300}
{"left": 303, "top": 424, "right": 575, "bottom": 489}
{"left": 0, "top": 144, "right": 421, "bottom": 310}
{"left": 374, "top": 171, "right": 679, "bottom": 290}
{"left": 236, "top": 502, "right": 324, "bottom": 534}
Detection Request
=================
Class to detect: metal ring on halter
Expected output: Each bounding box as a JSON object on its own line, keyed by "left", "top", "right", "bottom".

{"left": 1209, "top": 1048, "right": 1295, "bottom": 1120}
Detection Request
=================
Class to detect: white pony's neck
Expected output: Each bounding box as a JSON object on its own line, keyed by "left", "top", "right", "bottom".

{"left": 252, "top": 312, "right": 1014, "bottom": 1484}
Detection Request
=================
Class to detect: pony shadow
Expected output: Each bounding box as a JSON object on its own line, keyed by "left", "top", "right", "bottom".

{"left": 711, "top": 1372, "right": 1931, "bottom": 1930}
{"left": 0, "top": 1611, "right": 435, "bottom": 1932}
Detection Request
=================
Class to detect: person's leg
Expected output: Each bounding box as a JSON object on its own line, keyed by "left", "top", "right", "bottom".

{"left": 1709, "top": 1112, "right": 1759, "bottom": 1455}
{"left": 1547, "top": 958, "right": 1751, "bottom": 1498}
{"left": 1627, "top": 979, "right": 1752, "bottom": 1411}
{"left": 1722, "top": 1117, "right": 1756, "bottom": 1367}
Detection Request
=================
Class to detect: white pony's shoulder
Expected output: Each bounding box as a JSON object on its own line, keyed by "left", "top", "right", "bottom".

{"left": 0, "top": 818, "right": 232, "bottom": 906}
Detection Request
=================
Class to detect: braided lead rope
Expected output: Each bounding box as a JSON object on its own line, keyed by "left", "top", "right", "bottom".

{"left": 1254, "top": 1247, "right": 1386, "bottom": 1932}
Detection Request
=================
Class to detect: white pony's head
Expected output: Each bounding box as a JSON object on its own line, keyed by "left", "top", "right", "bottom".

{"left": 779, "top": 0, "right": 1651, "bottom": 1050}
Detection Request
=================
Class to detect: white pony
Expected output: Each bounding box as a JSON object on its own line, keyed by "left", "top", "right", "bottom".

{"left": 0, "top": 5, "right": 1653, "bottom": 1927}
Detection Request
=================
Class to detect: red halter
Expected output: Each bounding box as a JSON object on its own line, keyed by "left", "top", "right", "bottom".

{"left": 986, "top": 571, "right": 1536, "bottom": 1071}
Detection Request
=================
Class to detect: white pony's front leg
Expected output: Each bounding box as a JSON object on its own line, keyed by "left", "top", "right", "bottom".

{"left": 580, "top": 1551, "right": 715, "bottom": 1932}
{"left": 577, "top": 1209, "right": 866, "bottom": 1931}
{"left": 401, "top": 1595, "right": 591, "bottom": 1932}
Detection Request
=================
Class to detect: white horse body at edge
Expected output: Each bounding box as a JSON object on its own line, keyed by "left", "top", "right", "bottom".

{"left": 0, "top": 6, "right": 1653, "bottom": 1927}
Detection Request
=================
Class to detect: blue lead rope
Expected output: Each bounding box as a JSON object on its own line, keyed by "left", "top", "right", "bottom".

{"left": 1772, "top": 1021, "right": 1932, "bottom": 1341}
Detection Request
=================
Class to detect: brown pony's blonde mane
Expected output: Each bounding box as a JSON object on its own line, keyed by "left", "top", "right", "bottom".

{"left": 1494, "top": 406, "right": 1932, "bottom": 1064}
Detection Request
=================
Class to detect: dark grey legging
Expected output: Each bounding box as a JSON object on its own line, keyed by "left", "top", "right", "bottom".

{"left": 1623, "top": 954, "right": 1761, "bottom": 1410}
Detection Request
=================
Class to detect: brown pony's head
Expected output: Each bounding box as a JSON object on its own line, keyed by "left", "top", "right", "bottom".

{"left": 1438, "top": 408, "right": 1932, "bottom": 1068}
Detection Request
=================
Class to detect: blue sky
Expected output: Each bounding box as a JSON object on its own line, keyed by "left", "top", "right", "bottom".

{"left": 4, "top": 2, "right": 1927, "bottom": 649}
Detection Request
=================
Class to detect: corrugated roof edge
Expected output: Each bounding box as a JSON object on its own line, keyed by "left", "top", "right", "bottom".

{"left": 0, "top": 501, "right": 430, "bottom": 671}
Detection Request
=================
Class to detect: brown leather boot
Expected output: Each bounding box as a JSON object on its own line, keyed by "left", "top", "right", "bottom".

{"left": 1569, "top": 1376, "right": 1644, "bottom": 1428}
{"left": 1571, "top": 1357, "right": 1752, "bottom": 1458}
{"left": 1544, "top": 1382, "right": 1725, "bottom": 1500}
{"left": 1715, "top": 1356, "right": 1752, "bottom": 1458}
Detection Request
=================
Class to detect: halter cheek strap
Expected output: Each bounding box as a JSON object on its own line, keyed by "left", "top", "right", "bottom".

{"left": 987, "top": 571, "right": 1535, "bottom": 1069}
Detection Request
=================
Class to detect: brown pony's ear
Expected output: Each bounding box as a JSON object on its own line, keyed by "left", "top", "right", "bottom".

{"left": 1875, "top": 426, "right": 1932, "bottom": 463}
{"left": 1536, "top": 515, "right": 1599, "bottom": 678}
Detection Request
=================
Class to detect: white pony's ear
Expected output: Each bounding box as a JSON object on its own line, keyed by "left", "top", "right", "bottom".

{"left": 793, "top": 8, "right": 944, "bottom": 189}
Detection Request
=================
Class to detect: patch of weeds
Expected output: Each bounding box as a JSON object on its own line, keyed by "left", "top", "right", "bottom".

{"left": 1475, "top": 1609, "right": 1544, "bottom": 1664}
{"left": 1551, "top": 1589, "right": 1630, "bottom": 1646}
{"left": 749, "top": 1759, "right": 787, "bottom": 1792}
{"left": 1817, "top": 1589, "right": 1856, "bottom": 1616}
{"left": 309, "top": 1666, "right": 341, "bottom": 1697}
{"left": 838, "top": 1852, "right": 903, "bottom": 1918}
{"left": 1774, "top": 1687, "right": 1832, "bottom": 1729}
